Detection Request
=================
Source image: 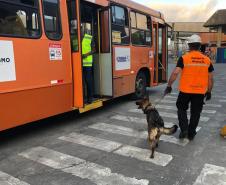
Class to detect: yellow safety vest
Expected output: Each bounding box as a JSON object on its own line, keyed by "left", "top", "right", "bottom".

{"left": 82, "top": 34, "right": 93, "bottom": 67}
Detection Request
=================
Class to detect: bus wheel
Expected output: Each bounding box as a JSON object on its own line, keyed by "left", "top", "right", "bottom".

{"left": 134, "top": 72, "right": 147, "bottom": 99}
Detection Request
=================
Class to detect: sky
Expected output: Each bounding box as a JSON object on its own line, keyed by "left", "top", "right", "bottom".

{"left": 132, "top": 0, "right": 226, "bottom": 22}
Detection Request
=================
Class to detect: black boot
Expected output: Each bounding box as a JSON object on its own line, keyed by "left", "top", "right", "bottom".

{"left": 179, "top": 131, "right": 188, "bottom": 139}
{"left": 188, "top": 131, "right": 197, "bottom": 140}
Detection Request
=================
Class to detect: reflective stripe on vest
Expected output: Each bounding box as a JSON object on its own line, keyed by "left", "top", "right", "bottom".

{"left": 82, "top": 34, "right": 93, "bottom": 67}
{"left": 179, "top": 51, "right": 211, "bottom": 94}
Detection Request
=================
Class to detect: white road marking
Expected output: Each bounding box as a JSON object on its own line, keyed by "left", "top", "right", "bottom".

{"left": 203, "top": 103, "right": 222, "bottom": 108}
{"left": 110, "top": 114, "right": 146, "bottom": 124}
{"left": 193, "top": 164, "right": 226, "bottom": 185}
{"left": 59, "top": 133, "right": 122, "bottom": 152}
{"left": 110, "top": 115, "right": 201, "bottom": 133}
{"left": 213, "top": 95, "right": 226, "bottom": 99}
{"left": 165, "top": 95, "right": 177, "bottom": 99}
{"left": 159, "top": 112, "right": 209, "bottom": 122}
{"left": 59, "top": 133, "right": 173, "bottom": 166}
{"left": 114, "top": 145, "right": 172, "bottom": 167}
{"left": 89, "top": 122, "right": 189, "bottom": 146}
{"left": 219, "top": 100, "right": 226, "bottom": 103}
{"left": 89, "top": 122, "right": 145, "bottom": 139}
{"left": 110, "top": 115, "right": 176, "bottom": 126}
{"left": 167, "top": 94, "right": 226, "bottom": 99}
{"left": 160, "top": 99, "right": 178, "bottom": 104}
{"left": 0, "top": 171, "right": 30, "bottom": 185}
{"left": 19, "top": 147, "right": 149, "bottom": 185}
{"left": 127, "top": 110, "right": 210, "bottom": 122}
{"left": 154, "top": 105, "right": 216, "bottom": 114}
{"left": 159, "top": 99, "right": 222, "bottom": 108}
{"left": 170, "top": 93, "right": 178, "bottom": 95}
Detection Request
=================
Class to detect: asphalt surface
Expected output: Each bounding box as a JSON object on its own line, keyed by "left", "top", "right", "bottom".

{"left": 0, "top": 63, "right": 225, "bottom": 185}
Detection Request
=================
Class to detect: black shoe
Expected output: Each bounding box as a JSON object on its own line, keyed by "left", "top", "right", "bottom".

{"left": 179, "top": 131, "right": 188, "bottom": 139}
{"left": 87, "top": 98, "right": 93, "bottom": 104}
{"left": 188, "top": 131, "right": 197, "bottom": 141}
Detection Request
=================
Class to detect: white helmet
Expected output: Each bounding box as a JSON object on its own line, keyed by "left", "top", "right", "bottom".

{"left": 187, "top": 34, "right": 202, "bottom": 44}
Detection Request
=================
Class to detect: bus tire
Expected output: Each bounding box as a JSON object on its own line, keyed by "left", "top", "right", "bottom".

{"left": 133, "top": 72, "right": 147, "bottom": 99}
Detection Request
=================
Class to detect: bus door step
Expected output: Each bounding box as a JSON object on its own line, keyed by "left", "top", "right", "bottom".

{"left": 79, "top": 100, "right": 103, "bottom": 113}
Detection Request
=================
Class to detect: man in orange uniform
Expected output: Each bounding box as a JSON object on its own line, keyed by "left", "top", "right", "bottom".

{"left": 164, "top": 35, "right": 214, "bottom": 140}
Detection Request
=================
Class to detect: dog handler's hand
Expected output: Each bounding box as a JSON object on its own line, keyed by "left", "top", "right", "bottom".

{"left": 205, "top": 91, "right": 211, "bottom": 101}
{"left": 164, "top": 86, "right": 172, "bottom": 96}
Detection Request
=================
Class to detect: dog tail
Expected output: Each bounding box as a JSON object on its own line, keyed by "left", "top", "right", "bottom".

{"left": 160, "top": 125, "right": 178, "bottom": 135}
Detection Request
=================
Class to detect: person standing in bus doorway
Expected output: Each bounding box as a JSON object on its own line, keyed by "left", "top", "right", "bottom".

{"left": 82, "top": 25, "right": 95, "bottom": 104}
{"left": 164, "top": 34, "right": 214, "bottom": 140}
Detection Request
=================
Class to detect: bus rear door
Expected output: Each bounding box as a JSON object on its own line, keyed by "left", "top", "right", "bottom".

{"left": 95, "top": 7, "right": 112, "bottom": 97}
{"left": 153, "top": 22, "right": 167, "bottom": 84}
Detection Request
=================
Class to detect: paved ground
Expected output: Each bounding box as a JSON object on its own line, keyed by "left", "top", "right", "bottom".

{"left": 0, "top": 63, "right": 225, "bottom": 185}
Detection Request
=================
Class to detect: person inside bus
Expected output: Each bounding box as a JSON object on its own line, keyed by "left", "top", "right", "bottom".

{"left": 82, "top": 24, "right": 95, "bottom": 104}
{"left": 164, "top": 34, "right": 214, "bottom": 140}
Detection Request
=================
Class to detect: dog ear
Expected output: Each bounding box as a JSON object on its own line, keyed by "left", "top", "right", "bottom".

{"left": 135, "top": 100, "right": 141, "bottom": 106}
{"left": 144, "top": 89, "right": 150, "bottom": 101}
{"left": 136, "top": 100, "right": 143, "bottom": 109}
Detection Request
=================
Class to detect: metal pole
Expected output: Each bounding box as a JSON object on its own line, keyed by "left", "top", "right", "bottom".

{"left": 217, "top": 26, "right": 222, "bottom": 47}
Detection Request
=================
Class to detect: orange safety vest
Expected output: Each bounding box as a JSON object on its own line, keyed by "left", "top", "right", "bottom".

{"left": 179, "top": 51, "right": 211, "bottom": 94}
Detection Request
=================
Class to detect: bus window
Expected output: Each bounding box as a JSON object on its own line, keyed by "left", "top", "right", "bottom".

{"left": 67, "top": 0, "right": 78, "bottom": 52}
{"left": 43, "top": 0, "right": 62, "bottom": 40}
{"left": 131, "top": 11, "right": 152, "bottom": 46}
{"left": 111, "top": 5, "right": 129, "bottom": 45}
{"left": 0, "top": 0, "right": 41, "bottom": 38}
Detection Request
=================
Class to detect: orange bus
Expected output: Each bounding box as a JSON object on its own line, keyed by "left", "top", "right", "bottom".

{"left": 0, "top": 0, "right": 168, "bottom": 131}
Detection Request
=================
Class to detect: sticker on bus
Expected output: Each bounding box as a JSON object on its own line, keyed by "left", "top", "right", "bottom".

{"left": 149, "top": 51, "right": 154, "bottom": 59}
{"left": 49, "top": 44, "right": 62, "bottom": 61}
{"left": 112, "top": 31, "right": 121, "bottom": 44}
{"left": 115, "top": 48, "right": 131, "bottom": 71}
{"left": 0, "top": 40, "right": 16, "bottom": 82}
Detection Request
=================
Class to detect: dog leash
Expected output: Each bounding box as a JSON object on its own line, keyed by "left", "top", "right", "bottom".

{"left": 152, "top": 94, "right": 166, "bottom": 108}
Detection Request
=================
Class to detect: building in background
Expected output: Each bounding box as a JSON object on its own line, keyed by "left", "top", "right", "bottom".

{"left": 168, "top": 10, "right": 226, "bottom": 63}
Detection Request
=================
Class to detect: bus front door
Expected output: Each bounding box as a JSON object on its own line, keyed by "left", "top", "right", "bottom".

{"left": 67, "top": 0, "right": 84, "bottom": 108}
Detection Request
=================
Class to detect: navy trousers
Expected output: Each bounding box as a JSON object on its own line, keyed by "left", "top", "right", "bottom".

{"left": 83, "top": 67, "right": 93, "bottom": 102}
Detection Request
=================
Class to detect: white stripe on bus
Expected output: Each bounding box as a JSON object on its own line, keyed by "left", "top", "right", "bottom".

{"left": 59, "top": 133, "right": 173, "bottom": 166}
{"left": 19, "top": 147, "right": 149, "bottom": 185}
{"left": 0, "top": 171, "right": 30, "bottom": 185}
{"left": 193, "top": 164, "right": 226, "bottom": 185}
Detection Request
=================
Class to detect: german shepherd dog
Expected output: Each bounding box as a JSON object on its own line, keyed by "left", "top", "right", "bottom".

{"left": 136, "top": 98, "right": 178, "bottom": 158}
